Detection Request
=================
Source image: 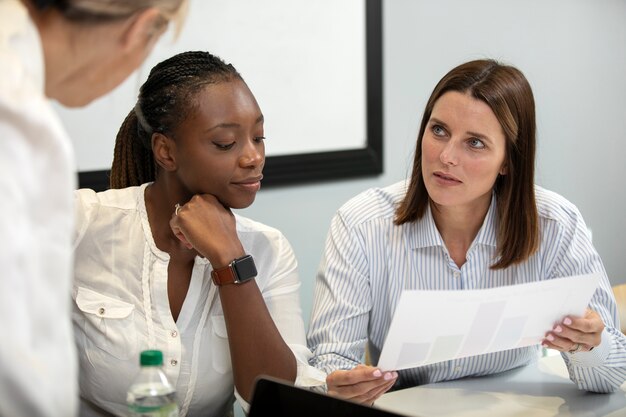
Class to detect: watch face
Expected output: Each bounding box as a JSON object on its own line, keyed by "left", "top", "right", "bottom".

{"left": 233, "top": 255, "right": 257, "bottom": 283}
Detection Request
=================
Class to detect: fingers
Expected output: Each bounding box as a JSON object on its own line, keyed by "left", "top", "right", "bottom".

{"left": 169, "top": 195, "right": 242, "bottom": 259}
{"left": 553, "top": 323, "right": 595, "bottom": 347}
{"left": 326, "top": 366, "right": 398, "bottom": 404}
{"left": 327, "top": 375, "right": 396, "bottom": 403}
{"left": 542, "top": 309, "right": 604, "bottom": 353}
{"left": 169, "top": 215, "right": 194, "bottom": 250}
{"left": 173, "top": 226, "right": 193, "bottom": 249}
{"left": 327, "top": 365, "right": 384, "bottom": 386}
{"left": 173, "top": 194, "right": 231, "bottom": 220}
{"left": 564, "top": 309, "right": 605, "bottom": 333}
{"left": 351, "top": 378, "right": 396, "bottom": 405}
{"left": 542, "top": 334, "right": 592, "bottom": 353}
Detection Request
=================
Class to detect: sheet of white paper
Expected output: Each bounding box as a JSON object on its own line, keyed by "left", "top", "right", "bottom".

{"left": 377, "top": 273, "right": 600, "bottom": 371}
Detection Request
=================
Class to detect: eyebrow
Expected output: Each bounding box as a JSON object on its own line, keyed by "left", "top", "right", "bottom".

{"left": 205, "top": 114, "right": 264, "bottom": 133}
{"left": 429, "top": 117, "right": 493, "bottom": 143}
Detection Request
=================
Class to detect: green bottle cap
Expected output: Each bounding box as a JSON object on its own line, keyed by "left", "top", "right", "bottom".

{"left": 140, "top": 350, "right": 163, "bottom": 366}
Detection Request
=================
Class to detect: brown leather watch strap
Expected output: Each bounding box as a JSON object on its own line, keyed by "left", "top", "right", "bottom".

{"left": 211, "top": 264, "right": 237, "bottom": 286}
{"left": 211, "top": 255, "right": 257, "bottom": 286}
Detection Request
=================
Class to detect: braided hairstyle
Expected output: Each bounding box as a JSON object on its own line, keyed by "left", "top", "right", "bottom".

{"left": 110, "top": 51, "right": 242, "bottom": 189}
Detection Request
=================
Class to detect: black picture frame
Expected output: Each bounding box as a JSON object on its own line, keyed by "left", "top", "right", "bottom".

{"left": 78, "top": 0, "right": 383, "bottom": 191}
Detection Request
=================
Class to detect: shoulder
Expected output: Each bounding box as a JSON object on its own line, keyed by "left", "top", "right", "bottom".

{"left": 234, "top": 213, "right": 291, "bottom": 249}
{"left": 73, "top": 187, "right": 143, "bottom": 243}
{"left": 336, "top": 180, "right": 408, "bottom": 228}
{"left": 235, "top": 213, "right": 282, "bottom": 235}
{"left": 75, "top": 186, "right": 142, "bottom": 212}
{"left": 535, "top": 185, "right": 584, "bottom": 226}
{"left": 234, "top": 214, "right": 296, "bottom": 273}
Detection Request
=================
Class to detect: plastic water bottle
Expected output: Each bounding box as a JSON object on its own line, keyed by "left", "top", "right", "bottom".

{"left": 127, "top": 350, "right": 179, "bottom": 417}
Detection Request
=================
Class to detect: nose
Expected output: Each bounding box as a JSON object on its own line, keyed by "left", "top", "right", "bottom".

{"left": 239, "top": 139, "right": 264, "bottom": 169}
{"left": 439, "top": 140, "right": 459, "bottom": 166}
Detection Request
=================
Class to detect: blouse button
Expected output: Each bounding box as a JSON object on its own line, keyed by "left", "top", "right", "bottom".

{"left": 170, "top": 359, "right": 178, "bottom": 366}
{"left": 454, "top": 366, "right": 462, "bottom": 373}
{"left": 170, "top": 330, "right": 178, "bottom": 338}
{"left": 98, "top": 307, "right": 105, "bottom": 315}
{"left": 453, "top": 272, "right": 461, "bottom": 278}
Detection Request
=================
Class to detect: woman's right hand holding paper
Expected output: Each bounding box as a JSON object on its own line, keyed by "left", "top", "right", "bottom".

{"left": 326, "top": 364, "right": 398, "bottom": 405}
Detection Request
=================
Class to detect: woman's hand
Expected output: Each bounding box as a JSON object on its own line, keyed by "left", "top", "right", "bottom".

{"left": 542, "top": 308, "right": 605, "bottom": 354}
{"left": 326, "top": 364, "right": 398, "bottom": 405}
{"left": 169, "top": 194, "right": 244, "bottom": 266}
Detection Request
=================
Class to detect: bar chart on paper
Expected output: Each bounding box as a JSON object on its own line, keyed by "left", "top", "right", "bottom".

{"left": 377, "top": 273, "right": 600, "bottom": 371}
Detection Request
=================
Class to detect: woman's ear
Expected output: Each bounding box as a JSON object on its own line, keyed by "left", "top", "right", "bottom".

{"left": 152, "top": 133, "right": 177, "bottom": 172}
{"left": 499, "top": 163, "right": 508, "bottom": 176}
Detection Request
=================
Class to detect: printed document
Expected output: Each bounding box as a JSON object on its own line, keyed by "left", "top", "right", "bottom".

{"left": 377, "top": 273, "right": 600, "bottom": 371}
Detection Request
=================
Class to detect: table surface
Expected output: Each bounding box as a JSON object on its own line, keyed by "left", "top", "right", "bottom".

{"left": 375, "top": 355, "right": 626, "bottom": 417}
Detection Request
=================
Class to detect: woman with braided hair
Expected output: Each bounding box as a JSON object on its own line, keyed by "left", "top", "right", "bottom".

{"left": 0, "top": 1, "right": 186, "bottom": 416}
{"left": 72, "top": 51, "right": 325, "bottom": 417}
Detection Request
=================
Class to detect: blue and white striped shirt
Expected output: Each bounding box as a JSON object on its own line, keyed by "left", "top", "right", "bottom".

{"left": 307, "top": 180, "right": 626, "bottom": 392}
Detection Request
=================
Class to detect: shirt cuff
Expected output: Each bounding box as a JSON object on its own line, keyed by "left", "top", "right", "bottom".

{"left": 565, "top": 328, "right": 611, "bottom": 367}
{"left": 234, "top": 345, "right": 327, "bottom": 414}
{"left": 291, "top": 344, "right": 327, "bottom": 387}
{"left": 234, "top": 389, "right": 250, "bottom": 414}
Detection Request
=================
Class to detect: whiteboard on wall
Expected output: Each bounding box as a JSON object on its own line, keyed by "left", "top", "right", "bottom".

{"left": 56, "top": 0, "right": 383, "bottom": 190}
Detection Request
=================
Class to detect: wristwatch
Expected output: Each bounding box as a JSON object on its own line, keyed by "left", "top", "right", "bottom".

{"left": 211, "top": 254, "right": 257, "bottom": 286}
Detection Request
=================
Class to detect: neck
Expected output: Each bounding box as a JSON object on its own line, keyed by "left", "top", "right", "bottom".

{"left": 430, "top": 194, "right": 492, "bottom": 257}
{"left": 145, "top": 179, "right": 196, "bottom": 259}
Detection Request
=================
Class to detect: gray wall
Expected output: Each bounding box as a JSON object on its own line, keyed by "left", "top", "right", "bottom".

{"left": 239, "top": 0, "right": 626, "bottom": 329}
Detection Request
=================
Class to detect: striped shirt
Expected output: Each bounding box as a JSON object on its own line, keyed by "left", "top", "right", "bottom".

{"left": 307, "top": 180, "right": 626, "bottom": 392}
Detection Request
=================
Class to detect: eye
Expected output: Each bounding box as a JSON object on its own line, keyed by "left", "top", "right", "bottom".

{"left": 254, "top": 136, "right": 266, "bottom": 143}
{"left": 468, "top": 138, "right": 485, "bottom": 149}
{"left": 431, "top": 124, "right": 446, "bottom": 137}
{"left": 213, "top": 141, "right": 235, "bottom": 150}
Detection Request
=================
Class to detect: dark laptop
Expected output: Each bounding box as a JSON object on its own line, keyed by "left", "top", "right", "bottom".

{"left": 249, "top": 376, "right": 408, "bottom": 417}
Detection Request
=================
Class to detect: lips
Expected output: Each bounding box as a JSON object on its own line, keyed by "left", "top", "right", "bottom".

{"left": 233, "top": 175, "right": 263, "bottom": 185}
{"left": 433, "top": 171, "right": 462, "bottom": 183}
{"left": 232, "top": 175, "right": 263, "bottom": 191}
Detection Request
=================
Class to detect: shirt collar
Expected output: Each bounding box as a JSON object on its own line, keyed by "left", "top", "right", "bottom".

{"left": 472, "top": 194, "right": 498, "bottom": 247}
{"left": 408, "top": 193, "right": 498, "bottom": 249}
{"left": 408, "top": 203, "right": 445, "bottom": 249}
{"left": 136, "top": 182, "right": 169, "bottom": 261}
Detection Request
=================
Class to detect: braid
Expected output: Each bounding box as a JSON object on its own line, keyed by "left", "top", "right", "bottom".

{"left": 110, "top": 110, "right": 155, "bottom": 188}
{"left": 109, "top": 51, "right": 241, "bottom": 189}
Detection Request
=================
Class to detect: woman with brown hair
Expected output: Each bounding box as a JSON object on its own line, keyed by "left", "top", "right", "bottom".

{"left": 308, "top": 59, "right": 626, "bottom": 404}
{"left": 0, "top": 1, "right": 186, "bottom": 416}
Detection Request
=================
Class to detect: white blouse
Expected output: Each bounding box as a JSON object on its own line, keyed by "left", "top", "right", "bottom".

{"left": 72, "top": 184, "right": 324, "bottom": 417}
{"left": 0, "top": 0, "right": 78, "bottom": 416}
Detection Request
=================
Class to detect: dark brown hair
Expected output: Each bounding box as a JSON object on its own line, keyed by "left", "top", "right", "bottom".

{"left": 109, "top": 51, "right": 242, "bottom": 189}
{"left": 395, "top": 59, "right": 538, "bottom": 269}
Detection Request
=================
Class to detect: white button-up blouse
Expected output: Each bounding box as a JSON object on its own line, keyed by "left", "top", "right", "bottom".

{"left": 1, "top": 1, "right": 78, "bottom": 416}
{"left": 73, "top": 184, "right": 324, "bottom": 417}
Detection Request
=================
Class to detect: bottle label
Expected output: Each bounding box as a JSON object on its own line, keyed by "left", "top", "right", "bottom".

{"left": 128, "top": 403, "right": 179, "bottom": 417}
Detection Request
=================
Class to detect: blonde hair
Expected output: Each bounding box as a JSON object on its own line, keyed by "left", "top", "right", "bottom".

{"left": 35, "top": 0, "right": 188, "bottom": 34}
